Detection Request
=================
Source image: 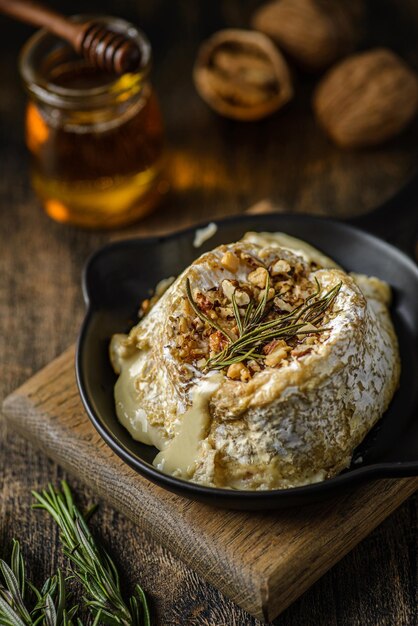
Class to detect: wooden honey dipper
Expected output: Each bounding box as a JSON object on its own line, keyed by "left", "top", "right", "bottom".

{"left": 0, "top": 0, "right": 142, "bottom": 74}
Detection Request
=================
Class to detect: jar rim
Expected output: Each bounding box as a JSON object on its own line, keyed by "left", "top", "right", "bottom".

{"left": 19, "top": 15, "right": 152, "bottom": 108}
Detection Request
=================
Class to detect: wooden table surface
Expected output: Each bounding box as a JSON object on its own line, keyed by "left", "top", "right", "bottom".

{"left": 0, "top": 1, "right": 417, "bottom": 624}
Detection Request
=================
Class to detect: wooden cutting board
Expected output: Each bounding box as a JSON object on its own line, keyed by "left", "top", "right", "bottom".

{"left": 2, "top": 346, "right": 417, "bottom": 623}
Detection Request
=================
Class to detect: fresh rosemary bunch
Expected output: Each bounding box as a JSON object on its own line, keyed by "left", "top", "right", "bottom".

{"left": 32, "top": 482, "right": 150, "bottom": 626}
{"left": 0, "top": 482, "right": 150, "bottom": 626}
{"left": 0, "top": 540, "right": 80, "bottom": 626}
{"left": 186, "top": 276, "right": 342, "bottom": 371}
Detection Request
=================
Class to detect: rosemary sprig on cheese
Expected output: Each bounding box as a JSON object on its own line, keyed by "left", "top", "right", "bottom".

{"left": 186, "top": 276, "right": 342, "bottom": 371}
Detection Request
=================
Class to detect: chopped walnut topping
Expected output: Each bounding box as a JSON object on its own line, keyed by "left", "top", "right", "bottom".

{"left": 218, "top": 306, "right": 233, "bottom": 319}
{"left": 221, "top": 279, "right": 236, "bottom": 301}
{"left": 271, "top": 259, "right": 291, "bottom": 276}
{"left": 263, "top": 338, "right": 288, "bottom": 355}
{"left": 265, "top": 345, "right": 288, "bottom": 367}
{"left": 293, "top": 282, "right": 312, "bottom": 301}
{"left": 240, "top": 251, "right": 266, "bottom": 268}
{"left": 235, "top": 290, "right": 250, "bottom": 306}
{"left": 258, "top": 249, "right": 272, "bottom": 261}
{"left": 227, "top": 362, "right": 251, "bottom": 381}
{"left": 183, "top": 298, "right": 193, "bottom": 316}
{"left": 248, "top": 266, "right": 268, "bottom": 288}
{"left": 196, "top": 292, "right": 214, "bottom": 313}
{"left": 191, "top": 347, "right": 206, "bottom": 357}
{"left": 209, "top": 330, "right": 228, "bottom": 353}
{"left": 221, "top": 250, "right": 239, "bottom": 272}
{"left": 178, "top": 317, "right": 189, "bottom": 334}
{"left": 258, "top": 287, "right": 275, "bottom": 301}
{"left": 240, "top": 366, "right": 251, "bottom": 382}
{"left": 221, "top": 279, "right": 250, "bottom": 306}
{"left": 247, "top": 359, "right": 262, "bottom": 373}
{"left": 274, "top": 296, "right": 293, "bottom": 312}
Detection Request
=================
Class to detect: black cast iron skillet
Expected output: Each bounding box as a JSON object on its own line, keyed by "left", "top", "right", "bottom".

{"left": 76, "top": 175, "right": 418, "bottom": 510}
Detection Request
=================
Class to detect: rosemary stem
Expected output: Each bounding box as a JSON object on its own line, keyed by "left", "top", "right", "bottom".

{"left": 203, "top": 278, "right": 342, "bottom": 371}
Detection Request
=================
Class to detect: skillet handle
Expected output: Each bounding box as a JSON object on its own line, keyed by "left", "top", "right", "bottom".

{"left": 346, "top": 173, "right": 418, "bottom": 262}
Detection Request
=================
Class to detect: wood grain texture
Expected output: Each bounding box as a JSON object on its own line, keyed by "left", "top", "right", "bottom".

{"left": 0, "top": 0, "right": 417, "bottom": 624}
{"left": 2, "top": 347, "right": 418, "bottom": 622}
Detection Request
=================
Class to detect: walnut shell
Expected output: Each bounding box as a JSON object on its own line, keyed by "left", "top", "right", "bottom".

{"left": 313, "top": 48, "right": 418, "bottom": 148}
{"left": 193, "top": 29, "right": 293, "bottom": 121}
{"left": 251, "top": 0, "right": 364, "bottom": 71}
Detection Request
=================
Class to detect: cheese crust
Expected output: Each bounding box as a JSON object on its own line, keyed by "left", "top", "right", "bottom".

{"left": 110, "top": 233, "right": 400, "bottom": 490}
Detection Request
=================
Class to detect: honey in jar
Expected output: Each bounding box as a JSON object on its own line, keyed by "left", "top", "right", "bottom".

{"left": 19, "top": 17, "right": 165, "bottom": 229}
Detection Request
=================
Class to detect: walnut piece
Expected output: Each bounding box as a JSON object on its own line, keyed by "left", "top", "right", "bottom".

{"left": 248, "top": 267, "right": 268, "bottom": 288}
{"left": 221, "top": 279, "right": 236, "bottom": 301}
{"left": 274, "top": 296, "right": 293, "bottom": 312}
{"left": 271, "top": 259, "right": 291, "bottom": 276}
{"left": 313, "top": 48, "right": 418, "bottom": 148}
{"left": 251, "top": 0, "right": 364, "bottom": 72}
{"left": 221, "top": 279, "right": 250, "bottom": 306}
{"left": 264, "top": 340, "right": 288, "bottom": 367}
{"left": 221, "top": 250, "right": 239, "bottom": 272}
{"left": 193, "top": 29, "right": 293, "bottom": 121}
{"left": 227, "top": 362, "right": 251, "bottom": 381}
{"left": 258, "top": 287, "right": 275, "bottom": 302}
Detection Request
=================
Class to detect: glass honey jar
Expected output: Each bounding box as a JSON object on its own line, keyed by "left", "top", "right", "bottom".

{"left": 19, "top": 17, "right": 165, "bottom": 229}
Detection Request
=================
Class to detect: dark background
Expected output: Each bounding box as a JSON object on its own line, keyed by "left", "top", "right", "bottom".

{"left": 0, "top": 1, "right": 417, "bottom": 625}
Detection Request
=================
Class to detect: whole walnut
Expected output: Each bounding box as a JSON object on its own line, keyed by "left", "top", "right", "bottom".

{"left": 313, "top": 48, "right": 418, "bottom": 149}
{"left": 251, "top": 0, "right": 364, "bottom": 71}
{"left": 193, "top": 29, "right": 293, "bottom": 121}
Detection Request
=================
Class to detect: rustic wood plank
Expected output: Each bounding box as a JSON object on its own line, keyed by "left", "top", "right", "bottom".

{"left": 3, "top": 347, "right": 417, "bottom": 622}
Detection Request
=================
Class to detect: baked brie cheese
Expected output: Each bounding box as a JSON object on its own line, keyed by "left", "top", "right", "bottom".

{"left": 110, "top": 232, "right": 400, "bottom": 490}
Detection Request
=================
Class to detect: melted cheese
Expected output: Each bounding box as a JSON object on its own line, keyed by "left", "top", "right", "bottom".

{"left": 114, "top": 352, "right": 167, "bottom": 449}
{"left": 153, "top": 373, "right": 223, "bottom": 478}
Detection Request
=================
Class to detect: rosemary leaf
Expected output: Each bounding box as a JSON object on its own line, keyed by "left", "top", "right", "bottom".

{"left": 10, "top": 541, "right": 26, "bottom": 599}
{"left": 249, "top": 272, "right": 271, "bottom": 328}
{"left": 0, "top": 556, "right": 32, "bottom": 626}
{"left": 243, "top": 299, "right": 254, "bottom": 329}
{"left": 133, "top": 586, "right": 150, "bottom": 626}
{"left": 55, "top": 570, "right": 66, "bottom": 625}
{"left": 44, "top": 594, "right": 57, "bottom": 626}
{"left": 231, "top": 292, "right": 243, "bottom": 337}
{"left": 0, "top": 592, "right": 28, "bottom": 626}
